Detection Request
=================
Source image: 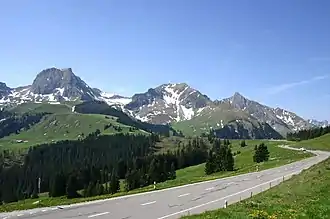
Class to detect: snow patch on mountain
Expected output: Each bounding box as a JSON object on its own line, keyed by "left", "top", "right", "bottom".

{"left": 276, "top": 114, "right": 294, "bottom": 126}
{"left": 56, "top": 88, "right": 65, "bottom": 96}
{"left": 1, "top": 68, "right": 327, "bottom": 136}
{"left": 181, "top": 105, "right": 194, "bottom": 120}
{"left": 308, "top": 119, "right": 329, "bottom": 127}
{"left": 197, "top": 107, "right": 205, "bottom": 114}
{"left": 99, "top": 92, "right": 132, "bottom": 107}
{"left": 163, "top": 84, "right": 195, "bottom": 121}
{"left": 135, "top": 114, "right": 149, "bottom": 122}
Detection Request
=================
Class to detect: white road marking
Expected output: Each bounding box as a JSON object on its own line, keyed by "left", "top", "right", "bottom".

{"left": 178, "top": 193, "right": 190, "bottom": 198}
{"left": 141, "top": 201, "right": 156, "bottom": 206}
{"left": 7, "top": 147, "right": 319, "bottom": 217}
{"left": 88, "top": 212, "right": 110, "bottom": 218}
{"left": 27, "top": 166, "right": 268, "bottom": 211}
{"left": 17, "top": 214, "right": 24, "bottom": 217}
{"left": 42, "top": 209, "right": 48, "bottom": 212}
{"left": 205, "top": 187, "right": 214, "bottom": 191}
{"left": 156, "top": 171, "right": 302, "bottom": 219}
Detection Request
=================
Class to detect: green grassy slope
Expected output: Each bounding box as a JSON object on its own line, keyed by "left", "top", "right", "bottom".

{"left": 0, "top": 113, "right": 146, "bottom": 149}
{"left": 290, "top": 133, "right": 330, "bottom": 151}
{"left": 160, "top": 140, "right": 310, "bottom": 186}
{"left": 0, "top": 140, "right": 310, "bottom": 212}
{"left": 7, "top": 103, "right": 72, "bottom": 114}
{"left": 182, "top": 157, "right": 330, "bottom": 219}
{"left": 173, "top": 104, "right": 263, "bottom": 136}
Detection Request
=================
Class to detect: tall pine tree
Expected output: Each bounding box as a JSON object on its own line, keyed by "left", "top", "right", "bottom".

{"left": 66, "top": 174, "right": 80, "bottom": 199}
{"left": 109, "top": 169, "right": 120, "bottom": 194}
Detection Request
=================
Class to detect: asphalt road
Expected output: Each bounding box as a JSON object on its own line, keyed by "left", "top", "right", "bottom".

{"left": 1, "top": 146, "right": 329, "bottom": 219}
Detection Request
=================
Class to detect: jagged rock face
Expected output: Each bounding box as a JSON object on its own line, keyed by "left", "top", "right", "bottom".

{"left": 0, "top": 82, "right": 11, "bottom": 99}
{"left": 220, "top": 92, "right": 312, "bottom": 136}
{"left": 125, "top": 83, "right": 212, "bottom": 124}
{"left": 0, "top": 67, "right": 327, "bottom": 139}
{"left": 92, "top": 88, "right": 102, "bottom": 96}
{"left": 30, "top": 68, "right": 97, "bottom": 101}
{"left": 308, "top": 119, "right": 329, "bottom": 127}
{"left": 126, "top": 88, "right": 163, "bottom": 110}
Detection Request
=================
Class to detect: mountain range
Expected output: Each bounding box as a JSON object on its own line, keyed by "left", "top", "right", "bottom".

{"left": 0, "top": 67, "right": 327, "bottom": 138}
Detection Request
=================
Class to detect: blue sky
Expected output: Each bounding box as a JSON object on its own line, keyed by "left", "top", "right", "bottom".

{"left": 0, "top": 0, "right": 329, "bottom": 120}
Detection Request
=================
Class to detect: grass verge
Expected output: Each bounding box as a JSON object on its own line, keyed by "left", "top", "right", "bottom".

{"left": 0, "top": 141, "right": 311, "bottom": 213}
{"left": 182, "top": 157, "right": 330, "bottom": 219}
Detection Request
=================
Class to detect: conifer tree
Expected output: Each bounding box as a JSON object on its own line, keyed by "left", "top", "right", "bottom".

{"left": 49, "top": 173, "right": 66, "bottom": 197}
{"left": 253, "top": 143, "right": 270, "bottom": 163}
{"left": 109, "top": 169, "right": 120, "bottom": 194}
{"left": 66, "top": 174, "right": 80, "bottom": 199}
{"left": 205, "top": 150, "right": 215, "bottom": 175}
{"left": 169, "top": 162, "right": 176, "bottom": 180}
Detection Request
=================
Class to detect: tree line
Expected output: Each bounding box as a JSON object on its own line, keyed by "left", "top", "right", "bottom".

{"left": 287, "top": 126, "right": 330, "bottom": 141}
{"left": 0, "top": 111, "right": 47, "bottom": 138}
{"left": 0, "top": 132, "right": 209, "bottom": 204}
{"left": 204, "top": 139, "right": 270, "bottom": 175}
{"left": 205, "top": 139, "right": 234, "bottom": 175}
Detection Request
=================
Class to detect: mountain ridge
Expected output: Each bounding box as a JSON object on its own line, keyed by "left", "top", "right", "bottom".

{"left": 0, "top": 67, "right": 327, "bottom": 139}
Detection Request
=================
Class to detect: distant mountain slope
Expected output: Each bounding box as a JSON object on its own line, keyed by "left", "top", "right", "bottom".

{"left": 7, "top": 102, "right": 72, "bottom": 114}
{"left": 6, "top": 68, "right": 99, "bottom": 103}
{"left": 0, "top": 82, "right": 11, "bottom": 101}
{"left": 74, "top": 101, "right": 181, "bottom": 136}
{"left": 308, "top": 119, "right": 329, "bottom": 128}
{"left": 213, "top": 119, "right": 283, "bottom": 139}
{"left": 220, "top": 92, "right": 312, "bottom": 136}
{"left": 0, "top": 113, "right": 145, "bottom": 149}
{"left": 0, "top": 67, "right": 327, "bottom": 139}
{"left": 125, "top": 83, "right": 212, "bottom": 124}
{"left": 173, "top": 101, "right": 283, "bottom": 139}
{"left": 0, "top": 112, "right": 46, "bottom": 139}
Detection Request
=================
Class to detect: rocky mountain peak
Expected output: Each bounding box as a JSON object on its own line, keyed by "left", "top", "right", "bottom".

{"left": 0, "top": 82, "right": 10, "bottom": 91}
{"left": 11, "top": 67, "right": 100, "bottom": 102}
{"left": 1, "top": 67, "right": 328, "bottom": 138}
{"left": 125, "top": 82, "right": 212, "bottom": 124}
{"left": 308, "top": 119, "right": 329, "bottom": 127}
{"left": 31, "top": 67, "right": 76, "bottom": 94}
{"left": 233, "top": 91, "right": 244, "bottom": 97}
{"left": 223, "top": 92, "right": 250, "bottom": 110}
{"left": 0, "top": 82, "right": 11, "bottom": 99}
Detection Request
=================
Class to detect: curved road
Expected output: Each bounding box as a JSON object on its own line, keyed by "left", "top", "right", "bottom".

{"left": 1, "top": 146, "right": 329, "bottom": 219}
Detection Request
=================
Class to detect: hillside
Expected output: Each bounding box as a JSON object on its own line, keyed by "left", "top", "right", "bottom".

{"left": 173, "top": 103, "right": 253, "bottom": 136}
{"left": 6, "top": 102, "right": 72, "bottom": 114}
{"left": 291, "top": 133, "right": 330, "bottom": 151}
{"left": 73, "top": 100, "right": 181, "bottom": 136}
{"left": 173, "top": 103, "right": 283, "bottom": 139}
{"left": 183, "top": 157, "right": 330, "bottom": 219}
{"left": 0, "top": 101, "right": 182, "bottom": 151}
{"left": 0, "top": 67, "right": 328, "bottom": 140}
{"left": 0, "top": 113, "right": 145, "bottom": 149}
{"left": 0, "top": 139, "right": 310, "bottom": 212}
